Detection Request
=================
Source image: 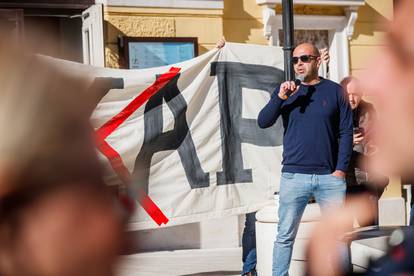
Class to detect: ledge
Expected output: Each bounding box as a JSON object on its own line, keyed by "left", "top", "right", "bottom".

{"left": 256, "top": 0, "right": 365, "bottom": 6}
{"left": 95, "top": 0, "right": 224, "bottom": 9}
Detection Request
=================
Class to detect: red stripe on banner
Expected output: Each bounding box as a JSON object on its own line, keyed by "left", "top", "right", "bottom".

{"left": 97, "top": 139, "right": 169, "bottom": 226}
{"left": 95, "top": 67, "right": 180, "bottom": 226}
{"left": 97, "top": 139, "right": 131, "bottom": 184}
{"left": 96, "top": 67, "right": 181, "bottom": 141}
{"left": 140, "top": 192, "right": 169, "bottom": 225}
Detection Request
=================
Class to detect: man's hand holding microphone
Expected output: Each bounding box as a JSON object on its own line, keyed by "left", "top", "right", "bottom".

{"left": 278, "top": 76, "right": 304, "bottom": 100}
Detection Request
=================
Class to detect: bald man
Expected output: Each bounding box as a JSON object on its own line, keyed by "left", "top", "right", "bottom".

{"left": 258, "top": 43, "right": 353, "bottom": 276}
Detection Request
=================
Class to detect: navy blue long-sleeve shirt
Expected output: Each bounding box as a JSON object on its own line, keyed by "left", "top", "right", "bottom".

{"left": 258, "top": 78, "right": 353, "bottom": 174}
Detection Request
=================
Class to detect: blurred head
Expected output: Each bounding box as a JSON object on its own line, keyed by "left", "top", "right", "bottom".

{"left": 361, "top": 0, "right": 414, "bottom": 176}
{"left": 0, "top": 42, "right": 126, "bottom": 276}
{"left": 341, "top": 77, "right": 362, "bottom": 110}
{"left": 293, "top": 43, "right": 322, "bottom": 82}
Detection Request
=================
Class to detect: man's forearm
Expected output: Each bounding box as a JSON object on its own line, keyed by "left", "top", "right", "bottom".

{"left": 258, "top": 95, "right": 284, "bottom": 128}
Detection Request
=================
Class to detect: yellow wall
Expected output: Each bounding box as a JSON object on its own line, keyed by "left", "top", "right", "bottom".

{"left": 222, "top": 0, "right": 267, "bottom": 45}
{"left": 350, "top": 0, "right": 392, "bottom": 77}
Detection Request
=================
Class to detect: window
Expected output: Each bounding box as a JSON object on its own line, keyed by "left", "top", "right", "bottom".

{"left": 278, "top": 30, "right": 329, "bottom": 50}
{"left": 124, "top": 37, "right": 198, "bottom": 70}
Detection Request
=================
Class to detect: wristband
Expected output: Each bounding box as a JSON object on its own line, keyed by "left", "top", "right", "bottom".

{"left": 278, "top": 94, "right": 288, "bottom": 100}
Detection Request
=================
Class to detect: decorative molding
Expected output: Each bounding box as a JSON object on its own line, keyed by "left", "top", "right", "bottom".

{"left": 256, "top": 0, "right": 363, "bottom": 42}
{"left": 106, "top": 16, "right": 175, "bottom": 42}
{"left": 345, "top": 6, "right": 359, "bottom": 40}
{"left": 262, "top": 4, "right": 276, "bottom": 39}
{"left": 256, "top": 0, "right": 364, "bottom": 6}
{"left": 271, "top": 14, "right": 346, "bottom": 30}
{"left": 95, "top": 0, "right": 224, "bottom": 9}
{"left": 275, "top": 4, "right": 344, "bottom": 16}
{"left": 256, "top": 0, "right": 364, "bottom": 81}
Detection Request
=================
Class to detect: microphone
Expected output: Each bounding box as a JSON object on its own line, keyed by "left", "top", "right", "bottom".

{"left": 286, "top": 75, "right": 304, "bottom": 97}
{"left": 295, "top": 75, "right": 305, "bottom": 86}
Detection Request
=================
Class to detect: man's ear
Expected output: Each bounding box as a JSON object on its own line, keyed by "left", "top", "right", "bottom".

{"left": 316, "top": 56, "right": 322, "bottom": 68}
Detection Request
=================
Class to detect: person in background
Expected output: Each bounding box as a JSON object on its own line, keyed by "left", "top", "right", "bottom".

{"left": 0, "top": 41, "right": 128, "bottom": 276}
{"left": 341, "top": 76, "right": 388, "bottom": 225}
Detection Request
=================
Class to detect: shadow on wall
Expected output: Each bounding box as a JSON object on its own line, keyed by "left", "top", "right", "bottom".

{"left": 351, "top": 2, "right": 390, "bottom": 40}
{"left": 199, "top": 45, "right": 212, "bottom": 55}
{"left": 222, "top": 0, "right": 265, "bottom": 44}
{"left": 349, "top": 2, "right": 390, "bottom": 73}
{"left": 104, "top": 21, "right": 127, "bottom": 68}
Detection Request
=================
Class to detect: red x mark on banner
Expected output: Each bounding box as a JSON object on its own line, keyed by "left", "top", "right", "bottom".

{"left": 95, "top": 67, "right": 181, "bottom": 226}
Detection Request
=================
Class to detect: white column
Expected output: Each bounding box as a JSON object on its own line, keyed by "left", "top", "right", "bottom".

{"left": 330, "top": 27, "right": 351, "bottom": 82}
{"left": 260, "top": 4, "right": 278, "bottom": 46}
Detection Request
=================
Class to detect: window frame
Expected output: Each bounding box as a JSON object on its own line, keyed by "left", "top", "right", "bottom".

{"left": 123, "top": 36, "right": 199, "bottom": 70}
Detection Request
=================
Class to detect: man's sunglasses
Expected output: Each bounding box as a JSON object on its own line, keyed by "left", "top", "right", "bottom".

{"left": 292, "top": 55, "right": 319, "bottom": 64}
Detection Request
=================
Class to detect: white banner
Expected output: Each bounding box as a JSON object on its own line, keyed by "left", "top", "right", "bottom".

{"left": 45, "top": 43, "right": 286, "bottom": 230}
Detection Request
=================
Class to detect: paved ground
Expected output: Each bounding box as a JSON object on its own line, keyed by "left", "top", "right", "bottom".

{"left": 116, "top": 226, "right": 394, "bottom": 276}
{"left": 117, "top": 248, "right": 243, "bottom": 276}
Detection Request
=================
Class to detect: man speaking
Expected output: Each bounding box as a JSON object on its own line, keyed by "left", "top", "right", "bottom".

{"left": 258, "top": 43, "right": 353, "bottom": 276}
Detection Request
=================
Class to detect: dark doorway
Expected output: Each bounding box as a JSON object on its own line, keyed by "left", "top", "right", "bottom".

{"left": 0, "top": 1, "right": 93, "bottom": 63}
{"left": 24, "top": 16, "right": 83, "bottom": 62}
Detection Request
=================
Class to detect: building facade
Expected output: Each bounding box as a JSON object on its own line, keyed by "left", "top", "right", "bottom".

{"left": 101, "top": 0, "right": 392, "bottom": 82}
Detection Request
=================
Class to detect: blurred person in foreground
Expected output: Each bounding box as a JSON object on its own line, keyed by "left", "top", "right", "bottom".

{"left": 0, "top": 41, "right": 127, "bottom": 276}
{"left": 307, "top": 1, "right": 414, "bottom": 275}
{"left": 341, "top": 76, "right": 388, "bottom": 225}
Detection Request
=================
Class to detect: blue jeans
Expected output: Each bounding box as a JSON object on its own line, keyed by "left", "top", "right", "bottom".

{"left": 272, "top": 172, "right": 346, "bottom": 276}
{"left": 242, "top": 212, "right": 257, "bottom": 275}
